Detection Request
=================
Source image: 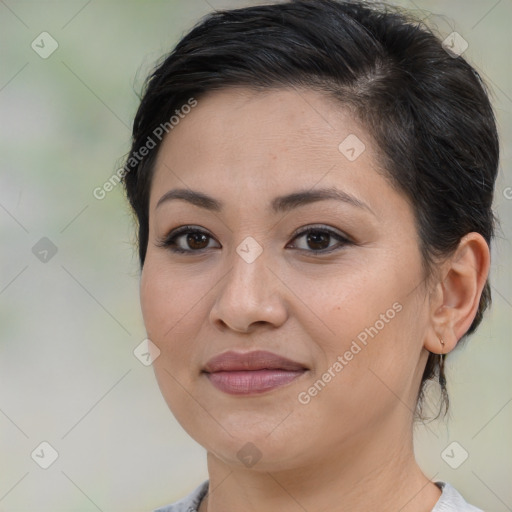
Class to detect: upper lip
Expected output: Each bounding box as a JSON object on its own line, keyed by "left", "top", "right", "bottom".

{"left": 203, "top": 350, "right": 308, "bottom": 373}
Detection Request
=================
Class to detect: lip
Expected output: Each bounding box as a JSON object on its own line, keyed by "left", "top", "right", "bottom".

{"left": 203, "top": 350, "right": 307, "bottom": 372}
{"left": 203, "top": 350, "right": 308, "bottom": 395}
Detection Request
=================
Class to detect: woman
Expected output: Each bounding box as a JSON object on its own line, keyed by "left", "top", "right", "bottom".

{"left": 122, "top": 1, "right": 499, "bottom": 510}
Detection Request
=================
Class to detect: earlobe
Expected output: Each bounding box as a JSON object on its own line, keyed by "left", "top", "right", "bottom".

{"left": 424, "top": 233, "right": 490, "bottom": 355}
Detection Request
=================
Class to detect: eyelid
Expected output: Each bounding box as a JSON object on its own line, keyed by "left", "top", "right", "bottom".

{"left": 289, "top": 223, "right": 352, "bottom": 242}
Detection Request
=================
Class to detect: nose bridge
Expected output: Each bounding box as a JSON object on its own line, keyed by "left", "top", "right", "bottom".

{"left": 210, "top": 234, "right": 287, "bottom": 332}
{"left": 225, "top": 234, "right": 270, "bottom": 303}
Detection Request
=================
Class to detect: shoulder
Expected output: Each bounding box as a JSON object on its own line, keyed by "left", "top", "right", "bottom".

{"left": 432, "top": 481, "right": 484, "bottom": 512}
{"left": 152, "top": 480, "right": 209, "bottom": 512}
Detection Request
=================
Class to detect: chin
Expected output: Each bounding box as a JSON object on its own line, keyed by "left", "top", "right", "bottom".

{"left": 205, "top": 434, "right": 305, "bottom": 473}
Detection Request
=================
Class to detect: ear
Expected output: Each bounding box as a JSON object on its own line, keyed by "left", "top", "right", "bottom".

{"left": 424, "top": 233, "right": 490, "bottom": 355}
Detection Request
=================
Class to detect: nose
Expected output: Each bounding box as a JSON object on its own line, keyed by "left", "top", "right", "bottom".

{"left": 209, "top": 241, "right": 288, "bottom": 334}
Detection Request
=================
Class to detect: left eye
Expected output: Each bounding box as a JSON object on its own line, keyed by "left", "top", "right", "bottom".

{"left": 287, "top": 227, "right": 351, "bottom": 254}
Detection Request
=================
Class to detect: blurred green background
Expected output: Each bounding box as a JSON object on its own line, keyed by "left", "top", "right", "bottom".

{"left": 0, "top": 1, "right": 510, "bottom": 511}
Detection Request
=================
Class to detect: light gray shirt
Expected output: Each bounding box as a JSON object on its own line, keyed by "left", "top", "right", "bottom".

{"left": 153, "top": 480, "right": 484, "bottom": 511}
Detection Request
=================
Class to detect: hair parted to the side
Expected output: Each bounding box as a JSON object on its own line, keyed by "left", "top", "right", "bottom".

{"left": 122, "top": 0, "right": 499, "bottom": 419}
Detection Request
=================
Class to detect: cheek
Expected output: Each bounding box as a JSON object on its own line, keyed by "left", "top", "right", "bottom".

{"left": 140, "top": 258, "right": 204, "bottom": 418}
{"left": 140, "top": 258, "right": 194, "bottom": 342}
{"left": 307, "top": 262, "right": 425, "bottom": 392}
{"left": 140, "top": 259, "right": 196, "bottom": 383}
{"left": 139, "top": 255, "right": 220, "bottom": 380}
{"left": 299, "top": 265, "right": 400, "bottom": 350}
{"left": 140, "top": 263, "right": 168, "bottom": 344}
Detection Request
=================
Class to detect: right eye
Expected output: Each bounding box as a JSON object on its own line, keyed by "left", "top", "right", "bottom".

{"left": 156, "top": 225, "right": 220, "bottom": 254}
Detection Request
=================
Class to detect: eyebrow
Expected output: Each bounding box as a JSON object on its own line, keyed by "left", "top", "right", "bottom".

{"left": 155, "top": 186, "right": 374, "bottom": 215}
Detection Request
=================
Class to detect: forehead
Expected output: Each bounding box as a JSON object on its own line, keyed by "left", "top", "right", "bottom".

{"left": 155, "top": 86, "right": 369, "bottom": 160}
{"left": 149, "top": 86, "right": 400, "bottom": 218}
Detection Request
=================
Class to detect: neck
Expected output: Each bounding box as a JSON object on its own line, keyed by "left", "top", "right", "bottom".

{"left": 199, "top": 416, "right": 440, "bottom": 512}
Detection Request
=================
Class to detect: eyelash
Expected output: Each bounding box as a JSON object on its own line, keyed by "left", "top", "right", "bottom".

{"left": 156, "top": 224, "right": 353, "bottom": 256}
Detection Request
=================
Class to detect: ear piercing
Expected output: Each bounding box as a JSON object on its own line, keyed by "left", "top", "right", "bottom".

{"left": 438, "top": 335, "right": 446, "bottom": 388}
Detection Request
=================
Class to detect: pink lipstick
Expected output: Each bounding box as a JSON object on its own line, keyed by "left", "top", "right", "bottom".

{"left": 203, "top": 350, "right": 308, "bottom": 395}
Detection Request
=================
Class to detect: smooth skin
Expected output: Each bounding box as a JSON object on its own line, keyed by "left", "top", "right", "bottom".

{"left": 140, "top": 87, "right": 490, "bottom": 512}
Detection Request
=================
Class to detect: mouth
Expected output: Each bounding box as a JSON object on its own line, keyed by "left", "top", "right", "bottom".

{"left": 202, "top": 350, "right": 309, "bottom": 395}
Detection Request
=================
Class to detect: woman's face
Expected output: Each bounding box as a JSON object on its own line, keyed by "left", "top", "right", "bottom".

{"left": 140, "top": 87, "right": 433, "bottom": 471}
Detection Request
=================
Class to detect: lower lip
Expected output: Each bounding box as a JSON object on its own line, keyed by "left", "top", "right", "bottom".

{"left": 205, "top": 369, "right": 306, "bottom": 395}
